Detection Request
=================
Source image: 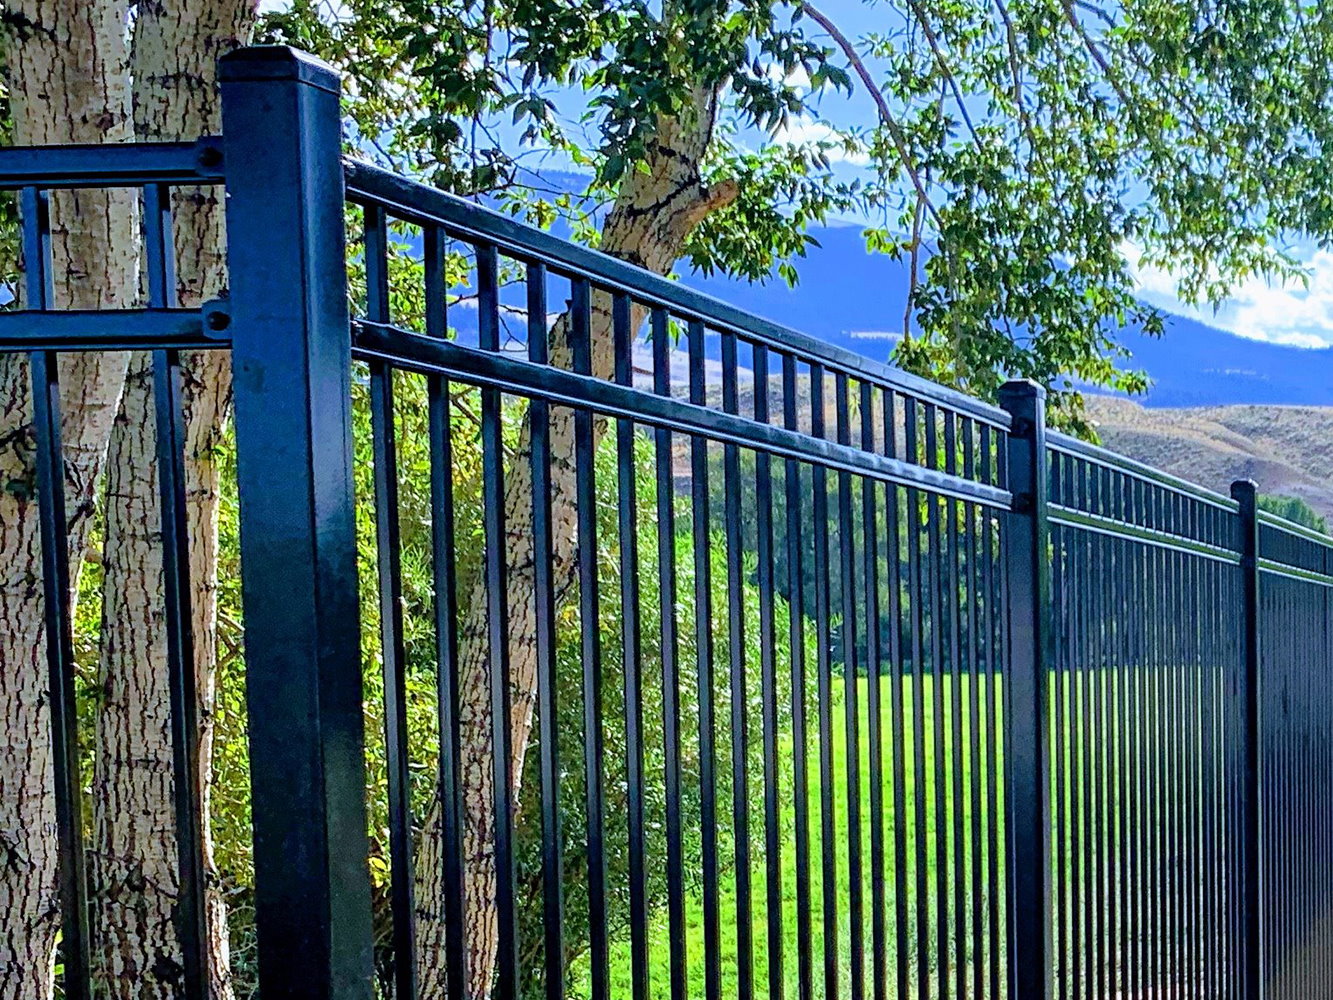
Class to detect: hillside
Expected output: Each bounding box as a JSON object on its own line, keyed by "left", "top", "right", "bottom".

{"left": 453, "top": 190, "right": 1333, "bottom": 409}
{"left": 681, "top": 224, "right": 1333, "bottom": 409}
{"left": 1084, "top": 396, "right": 1333, "bottom": 520}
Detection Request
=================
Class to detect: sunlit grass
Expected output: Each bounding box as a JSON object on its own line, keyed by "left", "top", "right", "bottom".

{"left": 569, "top": 671, "right": 1009, "bottom": 1000}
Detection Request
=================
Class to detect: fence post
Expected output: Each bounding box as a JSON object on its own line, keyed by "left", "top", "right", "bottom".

{"left": 220, "top": 47, "right": 375, "bottom": 999}
{"left": 998, "top": 379, "right": 1053, "bottom": 1000}
{"left": 1232, "top": 479, "right": 1263, "bottom": 1000}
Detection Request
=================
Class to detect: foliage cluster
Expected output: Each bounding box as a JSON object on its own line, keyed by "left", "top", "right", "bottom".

{"left": 256, "top": 0, "right": 1333, "bottom": 433}
{"left": 1258, "top": 493, "right": 1328, "bottom": 535}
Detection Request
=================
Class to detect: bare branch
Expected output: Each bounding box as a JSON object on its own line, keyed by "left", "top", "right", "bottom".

{"left": 800, "top": 0, "right": 943, "bottom": 229}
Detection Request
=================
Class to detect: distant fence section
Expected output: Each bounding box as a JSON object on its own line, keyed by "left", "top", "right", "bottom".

{"left": 1044, "top": 433, "right": 1250, "bottom": 1000}
{"left": 2, "top": 42, "right": 1331, "bottom": 1000}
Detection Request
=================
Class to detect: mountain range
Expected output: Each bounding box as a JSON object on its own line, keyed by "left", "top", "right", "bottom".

{"left": 683, "top": 222, "right": 1333, "bottom": 513}
{"left": 679, "top": 220, "right": 1333, "bottom": 409}
{"left": 460, "top": 173, "right": 1333, "bottom": 408}
{"left": 456, "top": 185, "right": 1333, "bottom": 507}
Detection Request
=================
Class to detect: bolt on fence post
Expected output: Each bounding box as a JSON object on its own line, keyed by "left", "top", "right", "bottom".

{"left": 999, "top": 379, "right": 1054, "bottom": 1000}
{"left": 220, "top": 46, "right": 375, "bottom": 1000}
{"left": 1232, "top": 479, "right": 1263, "bottom": 1000}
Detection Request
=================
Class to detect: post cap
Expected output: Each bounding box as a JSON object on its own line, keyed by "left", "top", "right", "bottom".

{"left": 1230, "top": 479, "right": 1259, "bottom": 501}
{"left": 219, "top": 46, "right": 341, "bottom": 95}
{"left": 997, "top": 378, "right": 1046, "bottom": 402}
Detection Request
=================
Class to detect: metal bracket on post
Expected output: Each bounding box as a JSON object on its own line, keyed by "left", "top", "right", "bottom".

{"left": 1232, "top": 478, "right": 1263, "bottom": 1000}
{"left": 220, "top": 46, "right": 375, "bottom": 1000}
{"left": 999, "top": 379, "right": 1054, "bottom": 1000}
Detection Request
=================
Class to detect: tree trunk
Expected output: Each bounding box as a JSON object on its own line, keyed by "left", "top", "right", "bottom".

{"left": 0, "top": 4, "right": 135, "bottom": 998}
{"left": 89, "top": 4, "right": 254, "bottom": 997}
{"left": 414, "top": 84, "right": 737, "bottom": 999}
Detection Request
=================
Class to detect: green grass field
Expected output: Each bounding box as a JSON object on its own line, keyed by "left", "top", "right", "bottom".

{"left": 568, "top": 672, "right": 1009, "bottom": 1000}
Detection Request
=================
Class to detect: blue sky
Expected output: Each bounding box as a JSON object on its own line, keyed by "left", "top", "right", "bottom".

{"left": 263, "top": 0, "right": 1333, "bottom": 350}
{"left": 1127, "top": 242, "right": 1333, "bottom": 349}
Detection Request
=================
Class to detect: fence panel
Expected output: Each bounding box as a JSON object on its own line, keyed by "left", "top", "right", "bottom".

{"left": 0, "top": 140, "right": 229, "bottom": 1000}
{"left": 1256, "top": 515, "right": 1333, "bottom": 998}
{"left": 342, "top": 152, "right": 1014, "bottom": 1000}
{"left": 1044, "top": 435, "right": 1247, "bottom": 1000}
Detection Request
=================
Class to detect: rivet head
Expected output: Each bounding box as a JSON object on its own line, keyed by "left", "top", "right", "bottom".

{"left": 205, "top": 309, "right": 231, "bottom": 331}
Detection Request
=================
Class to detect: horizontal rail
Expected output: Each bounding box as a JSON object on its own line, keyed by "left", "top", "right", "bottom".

{"left": 1259, "top": 557, "right": 1333, "bottom": 588}
{"left": 1048, "top": 502, "right": 1242, "bottom": 564}
{"left": 0, "top": 138, "right": 224, "bottom": 189}
{"left": 343, "top": 158, "right": 1011, "bottom": 430}
{"left": 1258, "top": 509, "right": 1333, "bottom": 551}
{"left": 1048, "top": 428, "right": 1239, "bottom": 513}
{"left": 0, "top": 310, "right": 226, "bottom": 352}
{"left": 353, "top": 320, "right": 1013, "bottom": 508}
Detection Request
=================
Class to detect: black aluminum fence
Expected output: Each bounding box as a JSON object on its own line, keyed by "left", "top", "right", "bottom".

{"left": 2, "top": 43, "right": 1331, "bottom": 1000}
{"left": 1254, "top": 513, "right": 1333, "bottom": 996}
{"left": 1044, "top": 439, "right": 1249, "bottom": 1000}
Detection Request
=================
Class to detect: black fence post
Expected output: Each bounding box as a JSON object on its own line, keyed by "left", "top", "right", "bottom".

{"left": 1232, "top": 479, "right": 1263, "bottom": 1000}
{"left": 999, "top": 379, "right": 1053, "bottom": 1000}
{"left": 220, "top": 47, "right": 375, "bottom": 1000}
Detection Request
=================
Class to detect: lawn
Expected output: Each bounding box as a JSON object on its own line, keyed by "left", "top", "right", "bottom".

{"left": 570, "top": 671, "right": 1009, "bottom": 1000}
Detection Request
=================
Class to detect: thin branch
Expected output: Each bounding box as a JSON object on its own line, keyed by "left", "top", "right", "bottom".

{"left": 800, "top": 0, "right": 944, "bottom": 229}
{"left": 1057, "top": 0, "right": 1210, "bottom": 167}
{"left": 905, "top": 189, "right": 926, "bottom": 339}
{"left": 450, "top": 391, "right": 485, "bottom": 437}
{"left": 1058, "top": 0, "right": 1134, "bottom": 107}
{"left": 990, "top": 0, "right": 1034, "bottom": 137}
{"left": 1071, "top": 0, "right": 1117, "bottom": 29}
{"left": 898, "top": 0, "right": 982, "bottom": 149}
{"left": 470, "top": 0, "right": 496, "bottom": 202}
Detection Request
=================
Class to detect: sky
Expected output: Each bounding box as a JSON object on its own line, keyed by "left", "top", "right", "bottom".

{"left": 1129, "top": 243, "right": 1333, "bottom": 350}
{"left": 260, "top": 0, "right": 1333, "bottom": 351}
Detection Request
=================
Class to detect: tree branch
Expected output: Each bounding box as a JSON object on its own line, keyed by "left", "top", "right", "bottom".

{"left": 905, "top": 189, "right": 925, "bottom": 338}
{"left": 898, "top": 0, "right": 982, "bottom": 149}
{"left": 800, "top": 0, "right": 943, "bottom": 229}
{"left": 1058, "top": 0, "right": 1134, "bottom": 108}
{"left": 990, "top": 0, "right": 1033, "bottom": 136}
{"left": 1057, "top": 0, "right": 1209, "bottom": 168}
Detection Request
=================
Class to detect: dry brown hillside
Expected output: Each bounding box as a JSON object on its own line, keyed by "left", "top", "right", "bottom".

{"left": 1085, "top": 396, "right": 1333, "bottom": 520}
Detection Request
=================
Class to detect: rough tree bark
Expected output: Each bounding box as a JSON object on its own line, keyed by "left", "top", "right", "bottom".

{"left": 414, "top": 83, "right": 738, "bottom": 999}
{"left": 0, "top": 3, "right": 135, "bottom": 998}
{"left": 90, "top": 3, "right": 255, "bottom": 998}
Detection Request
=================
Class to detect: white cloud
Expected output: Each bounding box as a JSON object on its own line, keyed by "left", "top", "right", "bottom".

{"left": 764, "top": 63, "right": 812, "bottom": 95}
{"left": 772, "top": 116, "right": 869, "bottom": 166}
{"left": 1127, "top": 242, "right": 1333, "bottom": 349}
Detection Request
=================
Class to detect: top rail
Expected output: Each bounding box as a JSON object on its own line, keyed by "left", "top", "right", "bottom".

{"left": 342, "top": 157, "right": 1011, "bottom": 430}
{"left": 0, "top": 138, "right": 225, "bottom": 189}
{"left": 1047, "top": 427, "right": 1239, "bottom": 513}
{"left": 1258, "top": 508, "right": 1333, "bottom": 550}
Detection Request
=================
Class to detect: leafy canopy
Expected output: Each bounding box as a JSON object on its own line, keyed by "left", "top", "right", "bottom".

{"left": 260, "top": 0, "right": 1333, "bottom": 433}
{"left": 3, "top": 1, "right": 1327, "bottom": 416}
